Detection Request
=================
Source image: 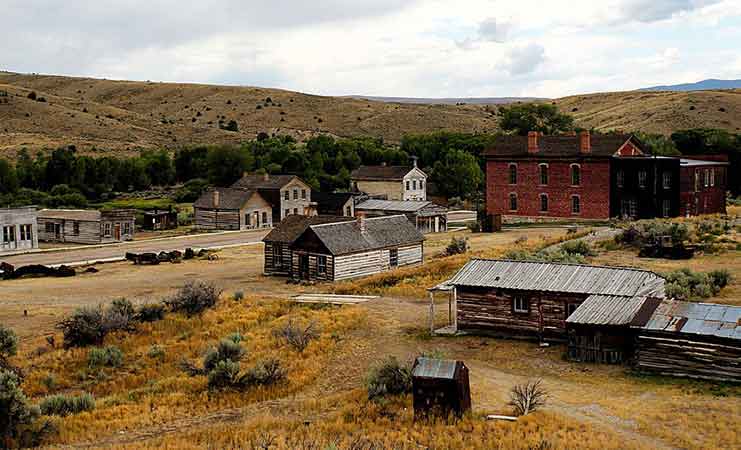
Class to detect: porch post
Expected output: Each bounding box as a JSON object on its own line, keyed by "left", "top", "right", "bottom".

{"left": 429, "top": 291, "right": 435, "bottom": 334}
{"left": 452, "top": 287, "right": 458, "bottom": 331}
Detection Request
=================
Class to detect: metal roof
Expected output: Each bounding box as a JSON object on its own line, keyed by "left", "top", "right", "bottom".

{"left": 641, "top": 300, "right": 741, "bottom": 340}
{"left": 679, "top": 158, "right": 729, "bottom": 167}
{"left": 413, "top": 357, "right": 458, "bottom": 379}
{"left": 38, "top": 209, "right": 102, "bottom": 221}
{"left": 441, "top": 259, "right": 665, "bottom": 298}
{"left": 356, "top": 199, "right": 432, "bottom": 212}
{"left": 567, "top": 295, "right": 661, "bottom": 326}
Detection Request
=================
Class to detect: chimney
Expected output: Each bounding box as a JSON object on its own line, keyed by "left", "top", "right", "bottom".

{"left": 357, "top": 213, "right": 367, "bottom": 233}
{"left": 263, "top": 173, "right": 269, "bottom": 181}
{"left": 527, "top": 131, "right": 539, "bottom": 153}
{"left": 579, "top": 131, "right": 591, "bottom": 153}
{"left": 242, "top": 171, "right": 248, "bottom": 178}
{"left": 213, "top": 190, "right": 220, "bottom": 208}
{"left": 411, "top": 156, "right": 418, "bottom": 168}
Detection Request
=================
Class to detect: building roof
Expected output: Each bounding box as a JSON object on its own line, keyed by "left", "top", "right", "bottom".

{"left": 640, "top": 300, "right": 741, "bottom": 340}
{"left": 484, "top": 134, "right": 641, "bottom": 158}
{"left": 313, "top": 192, "right": 354, "bottom": 210}
{"left": 567, "top": 295, "right": 662, "bottom": 326}
{"left": 679, "top": 158, "right": 730, "bottom": 167}
{"left": 413, "top": 357, "right": 459, "bottom": 379}
{"left": 351, "top": 165, "right": 419, "bottom": 181}
{"left": 194, "top": 188, "right": 259, "bottom": 210}
{"left": 438, "top": 259, "right": 665, "bottom": 298}
{"left": 302, "top": 215, "right": 424, "bottom": 255}
{"left": 356, "top": 199, "right": 431, "bottom": 212}
{"left": 38, "top": 209, "right": 102, "bottom": 221}
{"left": 231, "top": 174, "right": 299, "bottom": 190}
{"left": 263, "top": 215, "right": 354, "bottom": 244}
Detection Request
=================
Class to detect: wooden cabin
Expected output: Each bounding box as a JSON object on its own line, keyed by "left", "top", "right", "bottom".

{"left": 634, "top": 300, "right": 741, "bottom": 382}
{"left": 1, "top": 206, "right": 38, "bottom": 253}
{"left": 289, "top": 215, "right": 424, "bottom": 282}
{"left": 194, "top": 188, "right": 272, "bottom": 231}
{"left": 142, "top": 208, "right": 179, "bottom": 231}
{"left": 262, "top": 215, "right": 353, "bottom": 276}
{"left": 412, "top": 357, "right": 471, "bottom": 419}
{"left": 38, "top": 209, "right": 135, "bottom": 244}
{"left": 312, "top": 192, "right": 355, "bottom": 217}
{"left": 428, "top": 259, "right": 665, "bottom": 342}
{"left": 355, "top": 199, "right": 448, "bottom": 234}
{"left": 231, "top": 173, "right": 315, "bottom": 222}
{"left": 351, "top": 159, "right": 427, "bottom": 201}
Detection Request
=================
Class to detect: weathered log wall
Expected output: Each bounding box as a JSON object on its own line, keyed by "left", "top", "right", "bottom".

{"left": 195, "top": 208, "right": 241, "bottom": 230}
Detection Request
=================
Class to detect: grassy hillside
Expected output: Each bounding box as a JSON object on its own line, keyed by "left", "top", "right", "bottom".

{"left": 2, "top": 71, "right": 741, "bottom": 157}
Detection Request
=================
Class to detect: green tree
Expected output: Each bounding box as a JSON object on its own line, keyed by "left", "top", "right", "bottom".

{"left": 206, "top": 146, "right": 254, "bottom": 186}
{"left": 0, "top": 159, "right": 18, "bottom": 194}
{"left": 431, "top": 149, "right": 483, "bottom": 200}
{"left": 498, "top": 103, "right": 575, "bottom": 136}
{"left": 634, "top": 132, "right": 680, "bottom": 156}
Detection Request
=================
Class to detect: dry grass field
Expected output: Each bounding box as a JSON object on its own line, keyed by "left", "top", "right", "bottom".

{"left": 2, "top": 71, "right": 741, "bottom": 156}
{"left": 3, "top": 225, "right": 740, "bottom": 449}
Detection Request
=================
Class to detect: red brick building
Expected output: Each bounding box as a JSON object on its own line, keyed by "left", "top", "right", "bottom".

{"left": 484, "top": 131, "right": 727, "bottom": 223}
{"left": 679, "top": 158, "right": 728, "bottom": 217}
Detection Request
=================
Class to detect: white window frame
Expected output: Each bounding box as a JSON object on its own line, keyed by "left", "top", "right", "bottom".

{"left": 317, "top": 255, "right": 327, "bottom": 275}
{"left": 704, "top": 169, "right": 710, "bottom": 187}
{"left": 710, "top": 168, "right": 715, "bottom": 187}
{"left": 662, "top": 199, "right": 671, "bottom": 218}
{"left": 104, "top": 223, "right": 112, "bottom": 237}
{"left": 571, "top": 195, "right": 581, "bottom": 215}
{"left": 293, "top": 188, "right": 298, "bottom": 200}
{"left": 539, "top": 163, "right": 549, "bottom": 186}
{"left": 301, "top": 189, "right": 307, "bottom": 199}
{"left": 284, "top": 190, "right": 289, "bottom": 200}
{"left": 513, "top": 296, "right": 529, "bottom": 314}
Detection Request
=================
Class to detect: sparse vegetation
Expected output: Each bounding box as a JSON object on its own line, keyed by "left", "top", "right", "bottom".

{"left": 663, "top": 268, "right": 731, "bottom": 300}
{"left": 87, "top": 346, "right": 123, "bottom": 368}
{"left": 366, "top": 357, "right": 412, "bottom": 401}
{"left": 165, "top": 281, "right": 221, "bottom": 316}
{"left": 0, "top": 369, "right": 52, "bottom": 448}
{"left": 443, "top": 236, "right": 469, "bottom": 256}
{"left": 39, "top": 393, "right": 95, "bottom": 417}
{"left": 509, "top": 379, "right": 548, "bottom": 416}
{"left": 273, "top": 319, "right": 319, "bottom": 352}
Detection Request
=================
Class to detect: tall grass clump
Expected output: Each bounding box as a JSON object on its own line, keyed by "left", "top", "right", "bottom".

{"left": 366, "top": 357, "right": 412, "bottom": 401}
{"left": 39, "top": 393, "right": 95, "bottom": 417}
{"left": 87, "top": 346, "right": 123, "bottom": 368}
{"left": 165, "top": 281, "right": 221, "bottom": 316}
{"left": 273, "top": 319, "right": 319, "bottom": 352}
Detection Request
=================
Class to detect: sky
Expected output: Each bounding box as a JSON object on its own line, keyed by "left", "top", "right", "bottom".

{"left": 3, "top": 0, "right": 741, "bottom": 98}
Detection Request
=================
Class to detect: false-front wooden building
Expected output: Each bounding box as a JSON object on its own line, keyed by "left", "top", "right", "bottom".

{"left": 194, "top": 188, "right": 272, "bottom": 231}
{"left": 429, "top": 259, "right": 665, "bottom": 343}
{"left": 1, "top": 206, "right": 38, "bottom": 253}
{"left": 38, "top": 209, "right": 136, "bottom": 244}
{"left": 355, "top": 199, "right": 448, "bottom": 234}
{"left": 262, "top": 215, "right": 353, "bottom": 276}
{"left": 289, "top": 215, "right": 424, "bottom": 282}
{"left": 412, "top": 357, "right": 471, "bottom": 419}
{"left": 634, "top": 300, "right": 741, "bottom": 382}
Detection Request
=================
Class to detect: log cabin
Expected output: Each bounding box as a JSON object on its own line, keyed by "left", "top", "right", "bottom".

{"left": 429, "top": 259, "right": 665, "bottom": 342}
{"left": 1, "top": 206, "right": 38, "bottom": 253}
{"left": 38, "top": 209, "right": 135, "bottom": 244}
{"left": 262, "top": 215, "right": 354, "bottom": 276}
{"left": 355, "top": 199, "right": 448, "bottom": 233}
{"left": 194, "top": 188, "right": 272, "bottom": 231}
{"left": 289, "top": 214, "right": 424, "bottom": 282}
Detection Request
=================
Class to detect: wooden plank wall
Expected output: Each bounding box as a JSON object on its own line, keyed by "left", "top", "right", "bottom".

{"left": 634, "top": 332, "right": 741, "bottom": 382}
{"left": 195, "top": 208, "right": 240, "bottom": 230}
{"left": 37, "top": 218, "right": 102, "bottom": 244}
{"left": 264, "top": 242, "right": 293, "bottom": 276}
{"left": 334, "top": 243, "right": 423, "bottom": 281}
{"left": 290, "top": 251, "right": 335, "bottom": 282}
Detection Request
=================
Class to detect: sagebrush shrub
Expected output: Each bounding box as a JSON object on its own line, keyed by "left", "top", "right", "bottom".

{"left": 273, "top": 320, "right": 318, "bottom": 352}
{"left": 366, "top": 357, "right": 412, "bottom": 400}
{"left": 39, "top": 393, "right": 95, "bottom": 417}
{"left": 207, "top": 360, "right": 242, "bottom": 390}
{"left": 135, "top": 303, "right": 166, "bottom": 322}
{"left": 560, "top": 240, "right": 595, "bottom": 257}
{"left": 444, "top": 237, "right": 469, "bottom": 256}
{"left": 165, "top": 281, "right": 221, "bottom": 316}
{"left": 243, "top": 358, "right": 286, "bottom": 386}
{"left": 203, "top": 339, "right": 245, "bottom": 372}
{"left": 1, "top": 369, "right": 48, "bottom": 446}
{"left": 87, "top": 346, "right": 123, "bottom": 368}
{"left": 57, "top": 307, "right": 106, "bottom": 348}
{"left": 0, "top": 324, "right": 18, "bottom": 364}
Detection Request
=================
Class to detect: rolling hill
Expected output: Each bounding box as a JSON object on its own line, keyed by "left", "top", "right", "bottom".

{"left": 1, "top": 72, "right": 740, "bottom": 157}
{"left": 640, "top": 78, "right": 741, "bottom": 92}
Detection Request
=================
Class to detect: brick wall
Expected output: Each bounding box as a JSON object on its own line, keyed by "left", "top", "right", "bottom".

{"left": 679, "top": 165, "right": 727, "bottom": 216}
{"left": 486, "top": 159, "right": 611, "bottom": 220}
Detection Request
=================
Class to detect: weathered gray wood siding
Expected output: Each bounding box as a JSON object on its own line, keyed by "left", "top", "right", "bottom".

{"left": 195, "top": 208, "right": 241, "bottom": 230}
{"left": 456, "top": 287, "right": 587, "bottom": 341}
{"left": 290, "top": 251, "right": 335, "bottom": 282}
{"left": 332, "top": 243, "right": 423, "bottom": 281}
{"left": 0, "top": 207, "right": 38, "bottom": 253}
{"left": 264, "top": 242, "right": 293, "bottom": 276}
{"left": 38, "top": 219, "right": 102, "bottom": 244}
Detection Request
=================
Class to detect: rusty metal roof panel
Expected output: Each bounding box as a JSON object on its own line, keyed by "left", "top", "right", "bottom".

{"left": 639, "top": 300, "right": 740, "bottom": 340}
{"left": 413, "top": 357, "right": 457, "bottom": 379}
{"left": 446, "top": 259, "right": 665, "bottom": 298}
{"left": 567, "top": 295, "right": 658, "bottom": 326}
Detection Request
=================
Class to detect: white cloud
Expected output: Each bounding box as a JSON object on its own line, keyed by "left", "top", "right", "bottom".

{"left": 506, "top": 44, "right": 545, "bottom": 75}
{"left": 479, "top": 17, "right": 513, "bottom": 42}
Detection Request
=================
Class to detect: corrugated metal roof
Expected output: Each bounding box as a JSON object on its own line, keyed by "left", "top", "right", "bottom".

{"left": 444, "top": 259, "right": 665, "bottom": 298}
{"left": 356, "top": 199, "right": 432, "bottom": 212}
{"left": 567, "top": 295, "right": 660, "bottom": 326}
{"left": 680, "top": 158, "right": 729, "bottom": 167}
{"left": 413, "top": 357, "right": 457, "bottom": 379}
{"left": 641, "top": 300, "right": 741, "bottom": 340}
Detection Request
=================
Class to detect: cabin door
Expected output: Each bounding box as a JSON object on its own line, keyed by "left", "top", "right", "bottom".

{"left": 54, "top": 223, "right": 62, "bottom": 240}
{"left": 299, "top": 254, "right": 310, "bottom": 279}
{"left": 114, "top": 224, "right": 121, "bottom": 240}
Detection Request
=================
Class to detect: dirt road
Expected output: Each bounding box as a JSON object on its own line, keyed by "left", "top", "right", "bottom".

{"left": 0, "top": 229, "right": 270, "bottom": 266}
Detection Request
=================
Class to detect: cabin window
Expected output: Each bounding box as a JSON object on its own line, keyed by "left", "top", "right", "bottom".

{"left": 345, "top": 206, "right": 352, "bottom": 216}
{"left": 262, "top": 212, "right": 268, "bottom": 224}
{"left": 509, "top": 193, "right": 518, "bottom": 211}
{"left": 317, "top": 255, "right": 327, "bottom": 275}
{"left": 285, "top": 208, "right": 290, "bottom": 217}
{"left": 284, "top": 190, "right": 289, "bottom": 200}
{"left": 710, "top": 168, "right": 715, "bottom": 187}
{"left": 508, "top": 164, "right": 517, "bottom": 184}
{"left": 104, "top": 223, "right": 112, "bottom": 237}
{"left": 566, "top": 303, "right": 579, "bottom": 319}
{"left": 513, "top": 296, "right": 529, "bottom": 314}
{"left": 45, "top": 223, "right": 54, "bottom": 233}
{"left": 19, "top": 224, "right": 32, "bottom": 241}
{"left": 301, "top": 189, "right": 307, "bottom": 199}
{"left": 662, "top": 200, "right": 671, "bottom": 218}
{"left": 3, "top": 226, "right": 15, "bottom": 243}
{"left": 621, "top": 199, "right": 637, "bottom": 218}
{"left": 293, "top": 188, "right": 298, "bottom": 200}
{"left": 273, "top": 245, "right": 282, "bottom": 267}
{"left": 406, "top": 180, "right": 410, "bottom": 190}
{"left": 617, "top": 170, "right": 624, "bottom": 188}
{"left": 539, "top": 164, "right": 548, "bottom": 185}
{"left": 571, "top": 164, "right": 581, "bottom": 186}
{"left": 638, "top": 170, "right": 647, "bottom": 188}
{"left": 123, "top": 222, "right": 131, "bottom": 235}
{"left": 571, "top": 195, "right": 581, "bottom": 214}
{"left": 389, "top": 249, "right": 399, "bottom": 268}
{"left": 413, "top": 180, "right": 417, "bottom": 190}
{"left": 539, "top": 194, "right": 548, "bottom": 213}
{"left": 420, "top": 179, "right": 424, "bottom": 190}
{"left": 245, "top": 214, "right": 251, "bottom": 226}
{"left": 73, "top": 221, "right": 80, "bottom": 235}
{"left": 704, "top": 169, "right": 710, "bottom": 187}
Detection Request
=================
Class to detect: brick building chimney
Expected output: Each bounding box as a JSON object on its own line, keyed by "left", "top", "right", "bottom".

{"left": 213, "top": 190, "right": 220, "bottom": 208}
{"left": 579, "top": 131, "right": 591, "bottom": 154}
{"left": 527, "top": 131, "right": 539, "bottom": 153}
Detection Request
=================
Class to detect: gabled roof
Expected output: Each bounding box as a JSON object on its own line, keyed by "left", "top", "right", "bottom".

{"left": 351, "top": 165, "right": 422, "bottom": 181}
{"left": 640, "top": 300, "right": 741, "bottom": 340}
{"left": 39, "top": 209, "right": 102, "bottom": 221}
{"left": 263, "top": 215, "right": 354, "bottom": 244}
{"left": 484, "top": 134, "right": 643, "bottom": 158}
{"left": 439, "top": 259, "right": 665, "bottom": 298}
{"left": 231, "top": 174, "right": 300, "bottom": 190}
{"left": 567, "top": 295, "right": 662, "bottom": 326}
{"left": 356, "top": 199, "right": 432, "bottom": 212}
{"left": 413, "top": 357, "right": 459, "bottom": 379}
{"left": 313, "top": 192, "right": 355, "bottom": 210}
{"left": 296, "top": 215, "right": 424, "bottom": 255}
{"left": 194, "top": 188, "right": 259, "bottom": 210}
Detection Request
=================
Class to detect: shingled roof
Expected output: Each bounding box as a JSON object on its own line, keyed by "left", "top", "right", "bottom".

{"left": 351, "top": 165, "right": 418, "bottom": 181}
{"left": 194, "top": 188, "right": 260, "bottom": 210}
{"left": 484, "top": 134, "right": 643, "bottom": 158}
{"left": 297, "top": 215, "right": 424, "bottom": 255}
{"left": 231, "top": 174, "right": 299, "bottom": 190}
{"left": 263, "top": 215, "right": 354, "bottom": 244}
{"left": 313, "top": 192, "right": 354, "bottom": 212}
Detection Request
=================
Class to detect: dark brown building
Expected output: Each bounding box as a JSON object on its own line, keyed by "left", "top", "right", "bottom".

{"left": 142, "top": 208, "right": 179, "bottom": 231}
{"left": 412, "top": 357, "right": 471, "bottom": 418}
{"left": 312, "top": 192, "right": 355, "bottom": 217}
{"left": 194, "top": 188, "right": 272, "bottom": 231}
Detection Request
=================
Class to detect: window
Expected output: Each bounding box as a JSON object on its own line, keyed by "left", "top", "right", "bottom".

{"left": 413, "top": 180, "right": 417, "bottom": 190}
{"left": 539, "top": 194, "right": 548, "bottom": 212}
{"left": 695, "top": 170, "right": 701, "bottom": 192}
{"left": 45, "top": 222, "right": 54, "bottom": 233}
{"left": 662, "top": 199, "right": 671, "bottom": 218}
{"left": 262, "top": 212, "right": 268, "bottom": 225}
{"left": 638, "top": 170, "right": 647, "bottom": 188}
{"left": 508, "top": 164, "right": 517, "bottom": 184}
{"left": 617, "top": 170, "right": 624, "bottom": 188}
{"left": 509, "top": 193, "right": 518, "bottom": 211}
{"left": 2, "top": 226, "right": 14, "bottom": 243}
{"left": 389, "top": 249, "right": 399, "bottom": 268}
{"left": 285, "top": 208, "right": 290, "bottom": 217}
{"left": 284, "top": 190, "right": 289, "bottom": 200}
{"left": 301, "top": 189, "right": 307, "bottom": 199}
{"left": 406, "top": 180, "right": 410, "bottom": 190}
{"left": 19, "top": 224, "right": 32, "bottom": 241}
{"left": 293, "top": 208, "right": 298, "bottom": 215}
{"left": 571, "top": 195, "right": 581, "bottom": 214}
{"left": 293, "top": 188, "right": 298, "bottom": 200}
{"left": 566, "top": 303, "right": 579, "bottom": 319}
{"left": 621, "top": 199, "right": 637, "bottom": 218}
{"left": 571, "top": 164, "right": 581, "bottom": 186}
{"left": 123, "top": 222, "right": 131, "bottom": 235}
{"left": 662, "top": 171, "right": 672, "bottom": 189}
{"left": 539, "top": 164, "right": 548, "bottom": 185}
{"left": 245, "top": 213, "right": 252, "bottom": 226}
{"left": 710, "top": 169, "right": 715, "bottom": 187}
{"left": 104, "top": 223, "right": 111, "bottom": 237}
{"left": 273, "top": 245, "right": 282, "bottom": 267}
{"left": 420, "top": 179, "right": 424, "bottom": 190}
{"left": 704, "top": 169, "right": 710, "bottom": 187}
{"left": 345, "top": 206, "right": 352, "bottom": 216}
{"left": 513, "top": 296, "right": 529, "bottom": 314}
{"left": 73, "top": 221, "right": 80, "bottom": 236}
{"left": 317, "top": 255, "right": 327, "bottom": 275}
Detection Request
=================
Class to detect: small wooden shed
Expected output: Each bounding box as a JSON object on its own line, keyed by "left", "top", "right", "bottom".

{"left": 142, "top": 208, "right": 179, "bottom": 231}
{"left": 412, "top": 357, "right": 471, "bottom": 418}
